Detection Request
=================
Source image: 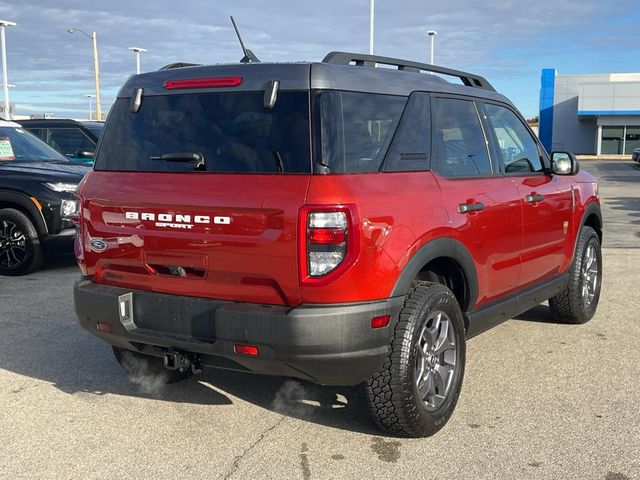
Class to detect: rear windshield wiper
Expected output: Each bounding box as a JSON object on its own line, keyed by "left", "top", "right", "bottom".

{"left": 273, "top": 150, "right": 284, "bottom": 173}
{"left": 151, "top": 152, "right": 205, "bottom": 170}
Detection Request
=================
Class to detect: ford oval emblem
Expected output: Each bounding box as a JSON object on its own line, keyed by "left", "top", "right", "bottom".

{"left": 90, "top": 239, "right": 108, "bottom": 253}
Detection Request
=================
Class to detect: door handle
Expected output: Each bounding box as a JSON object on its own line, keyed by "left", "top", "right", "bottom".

{"left": 458, "top": 202, "right": 485, "bottom": 214}
{"left": 525, "top": 193, "right": 545, "bottom": 203}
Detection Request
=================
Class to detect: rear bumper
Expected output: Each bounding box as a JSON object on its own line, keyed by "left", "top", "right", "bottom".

{"left": 74, "top": 279, "right": 404, "bottom": 386}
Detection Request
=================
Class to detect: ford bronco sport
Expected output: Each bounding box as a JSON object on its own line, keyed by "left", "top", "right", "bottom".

{"left": 73, "top": 52, "right": 602, "bottom": 437}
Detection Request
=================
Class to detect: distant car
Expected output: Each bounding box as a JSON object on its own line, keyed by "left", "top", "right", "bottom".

{"left": 16, "top": 119, "right": 103, "bottom": 166}
{"left": 633, "top": 148, "right": 640, "bottom": 163}
{"left": 0, "top": 119, "right": 89, "bottom": 275}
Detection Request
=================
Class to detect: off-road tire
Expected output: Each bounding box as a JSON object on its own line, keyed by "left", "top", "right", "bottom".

{"left": 112, "top": 347, "right": 193, "bottom": 384}
{"left": 549, "top": 226, "right": 602, "bottom": 324}
{"left": 0, "top": 208, "right": 44, "bottom": 276}
{"left": 365, "top": 281, "right": 466, "bottom": 437}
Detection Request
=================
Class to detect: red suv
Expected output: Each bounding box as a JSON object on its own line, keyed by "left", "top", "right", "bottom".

{"left": 74, "top": 52, "right": 602, "bottom": 437}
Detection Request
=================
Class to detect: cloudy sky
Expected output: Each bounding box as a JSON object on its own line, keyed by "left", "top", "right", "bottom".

{"left": 2, "top": 0, "right": 638, "bottom": 119}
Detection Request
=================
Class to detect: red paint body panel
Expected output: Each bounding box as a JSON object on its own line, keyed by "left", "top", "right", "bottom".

{"left": 434, "top": 173, "right": 523, "bottom": 306}
{"left": 301, "top": 172, "right": 450, "bottom": 303}
{"left": 78, "top": 171, "right": 310, "bottom": 306}
{"left": 77, "top": 166, "right": 599, "bottom": 311}
{"left": 512, "top": 175, "right": 574, "bottom": 288}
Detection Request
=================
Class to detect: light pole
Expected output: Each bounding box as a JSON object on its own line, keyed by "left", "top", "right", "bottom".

{"left": 0, "top": 20, "right": 16, "bottom": 120}
{"left": 369, "top": 0, "right": 375, "bottom": 55}
{"left": 128, "top": 47, "right": 147, "bottom": 74}
{"left": 427, "top": 30, "right": 438, "bottom": 65}
{"left": 85, "top": 94, "right": 95, "bottom": 120}
{"left": 68, "top": 27, "right": 102, "bottom": 120}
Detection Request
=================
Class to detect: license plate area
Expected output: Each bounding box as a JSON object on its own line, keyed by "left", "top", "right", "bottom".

{"left": 118, "top": 291, "right": 217, "bottom": 342}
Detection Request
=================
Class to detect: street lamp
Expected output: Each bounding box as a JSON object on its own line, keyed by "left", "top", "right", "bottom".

{"left": 0, "top": 20, "right": 16, "bottom": 120}
{"left": 427, "top": 30, "right": 438, "bottom": 65}
{"left": 85, "top": 94, "right": 95, "bottom": 120}
{"left": 128, "top": 47, "right": 147, "bottom": 74}
{"left": 68, "top": 27, "right": 102, "bottom": 120}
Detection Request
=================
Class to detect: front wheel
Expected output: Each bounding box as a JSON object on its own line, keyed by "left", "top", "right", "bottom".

{"left": 365, "top": 281, "right": 466, "bottom": 437}
{"left": 549, "top": 226, "right": 602, "bottom": 324}
{"left": 0, "top": 208, "right": 44, "bottom": 276}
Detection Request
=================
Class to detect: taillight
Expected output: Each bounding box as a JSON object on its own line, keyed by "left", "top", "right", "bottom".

{"left": 299, "top": 205, "right": 359, "bottom": 286}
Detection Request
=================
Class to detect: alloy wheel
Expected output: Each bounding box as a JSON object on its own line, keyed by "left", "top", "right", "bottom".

{"left": 581, "top": 243, "right": 599, "bottom": 307}
{"left": 0, "top": 220, "right": 27, "bottom": 270}
{"left": 414, "top": 311, "right": 457, "bottom": 411}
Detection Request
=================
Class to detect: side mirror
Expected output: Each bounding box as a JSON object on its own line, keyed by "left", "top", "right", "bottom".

{"left": 550, "top": 151, "right": 579, "bottom": 175}
{"left": 76, "top": 150, "right": 95, "bottom": 159}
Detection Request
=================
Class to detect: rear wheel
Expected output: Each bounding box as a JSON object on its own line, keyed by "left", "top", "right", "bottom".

{"left": 112, "top": 347, "right": 193, "bottom": 385}
{"left": 365, "top": 281, "right": 466, "bottom": 437}
{"left": 0, "top": 208, "right": 43, "bottom": 276}
{"left": 549, "top": 226, "right": 602, "bottom": 324}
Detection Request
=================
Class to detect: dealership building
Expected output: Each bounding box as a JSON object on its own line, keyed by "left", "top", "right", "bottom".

{"left": 539, "top": 69, "right": 640, "bottom": 155}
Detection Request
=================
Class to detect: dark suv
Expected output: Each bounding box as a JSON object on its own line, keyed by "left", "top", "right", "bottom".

{"left": 0, "top": 120, "right": 88, "bottom": 275}
{"left": 17, "top": 119, "right": 103, "bottom": 166}
{"left": 73, "top": 52, "right": 602, "bottom": 437}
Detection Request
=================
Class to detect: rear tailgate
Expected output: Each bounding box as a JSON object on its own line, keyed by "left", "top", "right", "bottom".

{"left": 78, "top": 69, "right": 314, "bottom": 306}
{"left": 80, "top": 171, "right": 309, "bottom": 306}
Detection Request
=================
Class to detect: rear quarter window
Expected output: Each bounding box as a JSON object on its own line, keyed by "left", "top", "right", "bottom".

{"left": 313, "top": 91, "right": 407, "bottom": 173}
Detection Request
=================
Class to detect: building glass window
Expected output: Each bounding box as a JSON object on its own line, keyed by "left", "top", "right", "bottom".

{"left": 601, "top": 126, "right": 624, "bottom": 155}
{"left": 625, "top": 127, "right": 640, "bottom": 154}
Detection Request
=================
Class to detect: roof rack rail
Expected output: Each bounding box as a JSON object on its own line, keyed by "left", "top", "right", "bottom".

{"left": 322, "top": 51, "right": 496, "bottom": 92}
{"left": 158, "top": 62, "right": 202, "bottom": 71}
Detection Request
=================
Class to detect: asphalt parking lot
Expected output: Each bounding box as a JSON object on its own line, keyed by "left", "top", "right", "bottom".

{"left": 1, "top": 160, "right": 638, "bottom": 480}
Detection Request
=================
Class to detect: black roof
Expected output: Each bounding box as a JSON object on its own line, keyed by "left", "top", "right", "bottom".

{"left": 16, "top": 119, "right": 104, "bottom": 128}
{"left": 116, "top": 51, "right": 512, "bottom": 107}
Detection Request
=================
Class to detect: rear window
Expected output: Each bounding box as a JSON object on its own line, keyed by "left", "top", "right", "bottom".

{"left": 82, "top": 122, "right": 104, "bottom": 138}
{"left": 313, "top": 91, "right": 407, "bottom": 173}
{"left": 95, "top": 91, "right": 312, "bottom": 173}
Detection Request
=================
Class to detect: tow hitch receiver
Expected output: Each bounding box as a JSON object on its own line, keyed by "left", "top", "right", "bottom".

{"left": 162, "top": 350, "right": 203, "bottom": 374}
{"left": 162, "top": 350, "right": 191, "bottom": 371}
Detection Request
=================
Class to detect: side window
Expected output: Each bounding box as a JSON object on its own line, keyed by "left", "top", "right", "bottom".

{"left": 46, "top": 128, "right": 95, "bottom": 157}
{"left": 384, "top": 93, "right": 430, "bottom": 172}
{"left": 483, "top": 103, "right": 543, "bottom": 173}
{"left": 314, "top": 91, "right": 406, "bottom": 173}
{"left": 432, "top": 97, "right": 492, "bottom": 177}
{"left": 25, "top": 128, "right": 45, "bottom": 140}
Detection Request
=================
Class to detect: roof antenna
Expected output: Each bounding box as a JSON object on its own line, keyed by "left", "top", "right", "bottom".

{"left": 230, "top": 16, "right": 260, "bottom": 63}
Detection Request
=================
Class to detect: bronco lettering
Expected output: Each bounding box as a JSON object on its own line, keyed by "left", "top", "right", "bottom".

{"left": 124, "top": 211, "right": 231, "bottom": 227}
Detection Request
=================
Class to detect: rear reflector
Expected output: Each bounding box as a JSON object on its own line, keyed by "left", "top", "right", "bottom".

{"left": 96, "top": 322, "right": 112, "bottom": 333}
{"left": 234, "top": 344, "right": 259, "bottom": 356}
{"left": 163, "top": 76, "right": 243, "bottom": 90}
{"left": 371, "top": 315, "right": 390, "bottom": 329}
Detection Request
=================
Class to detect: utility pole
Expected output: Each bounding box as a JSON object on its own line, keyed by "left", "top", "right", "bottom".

{"left": 91, "top": 32, "right": 101, "bottom": 120}
{"left": 0, "top": 20, "right": 16, "bottom": 120}
{"left": 128, "top": 47, "right": 147, "bottom": 74}
{"left": 427, "top": 30, "right": 438, "bottom": 65}
{"left": 369, "top": 0, "right": 375, "bottom": 55}
{"left": 68, "top": 28, "right": 102, "bottom": 120}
